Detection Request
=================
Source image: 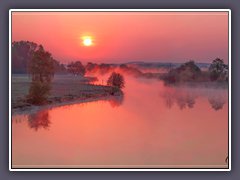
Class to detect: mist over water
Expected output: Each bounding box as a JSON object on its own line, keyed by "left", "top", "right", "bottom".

{"left": 12, "top": 75, "right": 228, "bottom": 168}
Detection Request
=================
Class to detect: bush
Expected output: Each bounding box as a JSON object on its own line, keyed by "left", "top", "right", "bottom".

{"left": 107, "top": 72, "right": 125, "bottom": 89}
{"left": 164, "top": 61, "right": 201, "bottom": 83}
{"left": 27, "top": 82, "right": 51, "bottom": 105}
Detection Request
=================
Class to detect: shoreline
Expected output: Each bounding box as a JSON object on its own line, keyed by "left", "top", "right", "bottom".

{"left": 12, "top": 74, "right": 124, "bottom": 115}
{"left": 12, "top": 93, "right": 123, "bottom": 116}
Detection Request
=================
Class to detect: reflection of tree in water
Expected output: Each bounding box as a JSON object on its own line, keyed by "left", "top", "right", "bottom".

{"left": 13, "top": 116, "right": 26, "bottom": 124}
{"left": 161, "top": 86, "right": 227, "bottom": 111}
{"left": 164, "top": 93, "right": 174, "bottom": 109}
{"left": 176, "top": 94, "right": 196, "bottom": 110}
{"left": 108, "top": 95, "right": 124, "bottom": 108}
{"left": 28, "top": 110, "right": 51, "bottom": 131}
{"left": 162, "top": 87, "right": 175, "bottom": 109}
{"left": 161, "top": 88, "right": 196, "bottom": 110}
{"left": 208, "top": 95, "right": 226, "bottom": 111}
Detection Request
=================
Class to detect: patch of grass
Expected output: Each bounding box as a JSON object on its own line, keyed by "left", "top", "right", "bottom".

{"left": 12, "top": 74, "right": 115, "bottom": 109}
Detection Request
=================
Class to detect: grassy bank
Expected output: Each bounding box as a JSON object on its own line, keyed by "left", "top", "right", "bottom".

{"left": 12, "top": 74, "right": 122, "bottom": 112}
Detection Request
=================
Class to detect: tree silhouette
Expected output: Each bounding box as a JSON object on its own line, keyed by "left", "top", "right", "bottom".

{"left": 12, "top": 41, "right": 38, "bottom": 73}
{"left": 28, "top": 45, "right": 54, "bottom": 83}
{"left": 12, "top": 41, "right": 65, "bottom": 74}
{"left": 107, "top": 72, "right": 125, "bottom": 89}
{"left": 98, "top": 63, "right": 111, "bottom": 75}
{"left": 164, "top": 60, "right": 201, "bottom": 83}
{"left": 119, "top": 64, "right": 143, "bottom": 77}
{"left": 27, "top": 45, "right": 55, "bottom": 105}
{"left": 85, "top": 62, "right": 97, "bottom": 72}
{"left": 67, "top": 61, "right": 86, "bottom": 76}
{"left": 209, "top": 58, "right": 228, "bottom": 81}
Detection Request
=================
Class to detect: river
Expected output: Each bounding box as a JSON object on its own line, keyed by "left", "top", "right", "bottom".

{"left": 12, "top": 76, "right": 228, "bottom": 168}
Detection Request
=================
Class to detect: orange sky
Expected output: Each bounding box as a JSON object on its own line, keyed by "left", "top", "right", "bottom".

{"left": 12, "top": 12, "right": 229, "bottom": 64}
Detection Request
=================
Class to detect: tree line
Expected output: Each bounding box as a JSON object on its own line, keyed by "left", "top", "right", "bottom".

{"left": 12, "top": 41, "right": 107, "bottom": 76}
{"left": 12, "top": 40, "right": 227, "bottom": 105}
{"left": 12, "top": 41, "right": 125, "bottom": 105}
{"left": 163, "top": 59, "right": 228, "bottom": 84}
{"left": 12, "top": 41, "right": 229, "bottom": 83}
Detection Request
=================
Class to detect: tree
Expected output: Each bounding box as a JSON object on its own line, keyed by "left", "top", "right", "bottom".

{"left": 27, "top": 45, "right": 55, "bottom": 104}
{"left": 98, "top": 63, "right": 111, "bottom": 75}
{"left": 209, "top": 58, "right": 228, "bottom": 81}
{"left": 67, "top": 61, "right": 86, "bottom": 76}
{"left": 28, "top": 45, "right": 55, "bottom": 83}
{"left": 107, "top": 72, "right": 125, "bottom": 89}
{"left": 53, "top": 59, "right": 67, "bottom": 74}
{"left": 12, "top": 41, "right": 38, "bottom": 73}
{"left": 12, "top": 41, "right": 66, "bottom": 74}
{"left": 164, "top": 60, "right": 201, "bottom": 83}
{"left": 85, "top": 62, "right": 97, "bottom": 72}
{"left": 119, "top": 64, "right": 142, "bottom": 77}
{"left": 177, "top": 60, "right": 201, "bottom": 81}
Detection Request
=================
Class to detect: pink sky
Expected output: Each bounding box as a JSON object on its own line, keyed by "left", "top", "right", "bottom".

{"left": 12, "top": 12, "right": 229, "bottom": 64}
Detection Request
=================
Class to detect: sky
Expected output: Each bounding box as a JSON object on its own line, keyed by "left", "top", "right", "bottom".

{"left": 12, "top": 11, "right": 229, "bottom": 64}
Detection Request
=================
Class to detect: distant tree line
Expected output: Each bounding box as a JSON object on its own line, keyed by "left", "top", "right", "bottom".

{"left": 11, "top": 40, "right": 166, "bottom": 78}
{"left": 12, "top": 41, "right": 113, "bottom": 76}
{"left": 12, "top": 41, "right": 228, "bottom": 106}
{"left": 12, "top": 41, "right": 229, "bottom": 83}
{"left": 163, "top": 58, "right": 228, "bottom": 84}
{"left": 67, "top": 61, "right": 86, "bottom": 76}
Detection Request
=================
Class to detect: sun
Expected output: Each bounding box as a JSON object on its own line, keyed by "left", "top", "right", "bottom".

{"left": 82, "top": 36, "right": 93, "bottom": 46}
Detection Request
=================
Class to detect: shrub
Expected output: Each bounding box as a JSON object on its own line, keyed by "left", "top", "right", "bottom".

{"left": 107, "top": 72, "right": 125, "bottom": 89}
{"left": 27, "top": 82, "right": 51, "bottom": 105}
{"left": 164, "top": 61, "right": 201, "bottom": 83}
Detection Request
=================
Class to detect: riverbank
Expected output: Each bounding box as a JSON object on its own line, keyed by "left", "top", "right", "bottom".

{"left": 12, "top": 74, "right": 123, "bottom": 114}
{"left": 12, "top": 95, "right": 123, "bottom": 115}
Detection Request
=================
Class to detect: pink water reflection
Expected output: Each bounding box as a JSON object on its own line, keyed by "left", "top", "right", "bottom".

{"left": 12, "top": 78, "right": 228, "bottom": 168}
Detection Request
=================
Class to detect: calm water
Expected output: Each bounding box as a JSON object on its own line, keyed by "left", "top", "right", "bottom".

{"left": 12, "top": 77, "right": 228, "bottom": 168}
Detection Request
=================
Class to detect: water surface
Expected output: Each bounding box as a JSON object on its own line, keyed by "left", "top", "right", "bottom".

{"left": 12, "top": 77, "right": 228, "bottom": 168}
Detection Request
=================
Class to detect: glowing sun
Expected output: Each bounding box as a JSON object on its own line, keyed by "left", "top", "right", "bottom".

{"left": 82, "top": 36, "right": 93, "bottom": 46}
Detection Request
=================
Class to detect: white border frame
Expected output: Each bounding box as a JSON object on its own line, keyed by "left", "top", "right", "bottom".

{"left": 9, "top": 9, "right": 231, "bottom": 172}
